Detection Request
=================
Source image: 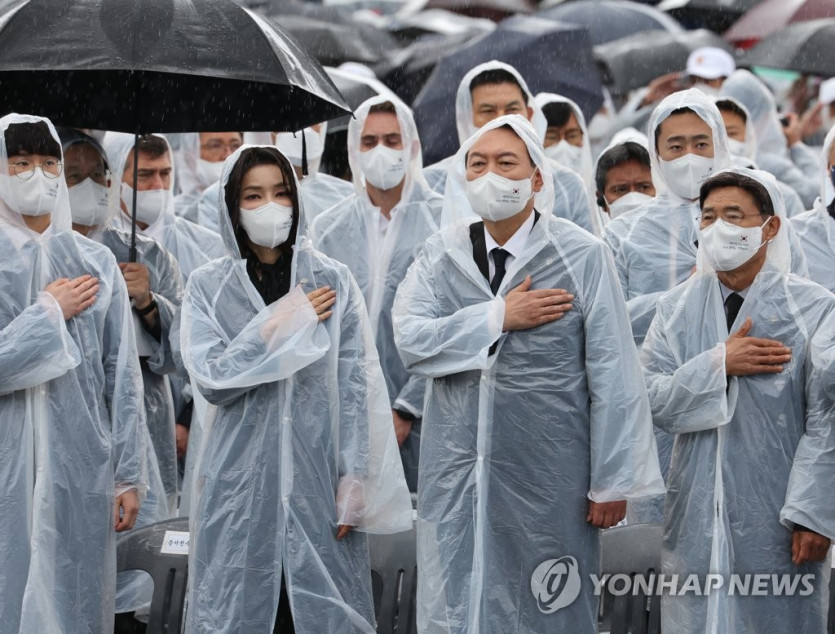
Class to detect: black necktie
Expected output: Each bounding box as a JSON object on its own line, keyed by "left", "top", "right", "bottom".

{"left": 490, "top": 248, "right": 510, "bottom": 295}
{"left": 725, "top": 292, "right": 744, "bottom": 332}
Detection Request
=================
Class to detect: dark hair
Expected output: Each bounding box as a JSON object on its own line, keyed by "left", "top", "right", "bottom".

{"left": 594, "top": 142, "right": 651, "bottom": 194}
{"left": 122, "top": 134, "right": 169, "bottom": 174}
{"left": 541, "top": 102, "right": 573, "bottom": 128}
{"left": 654, "top": 107, "right": 698, "bottom": 150}
{"left": 224, "top": 146, "right": 300, "bottom": 256}
{"left": 5, "top": 122, "right": 61, "bottom": 158}
{"left": 368, "top": 101, "right": 397, "bottom": 116}
{"left": 699, "top": 171, "right": 775, "bottom": 216}
{"left": 715, "top": 99, "right": 748, "bottom": 124}
{"left": 469, "top": 69, "right": 528, "bottom": 105}
{"left": 56, "top": 127, "right": 109, "bottom": 170}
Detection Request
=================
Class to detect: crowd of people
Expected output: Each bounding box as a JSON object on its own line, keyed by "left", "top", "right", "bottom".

{"left": 0, "top": 44, "right": 833, "bottom": 634}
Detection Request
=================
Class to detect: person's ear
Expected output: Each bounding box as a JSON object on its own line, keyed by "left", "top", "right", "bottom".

{"left": 596, "top": 192, "right": 607, "bottom": 210}
{"left": 531, "top": 167, "right": 544, "bottom": 193}
{"left": 526, "top": 106, "right": 534, "bottom": 121}
{"left": 763, "top": 214, "right": 780, "bottom": 241}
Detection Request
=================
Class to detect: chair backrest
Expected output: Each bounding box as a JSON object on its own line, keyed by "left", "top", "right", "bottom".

{"left": 598, "top": 523, "right": 663, "bottom": 634}
{"left": 117, "top": 517, "right": 190, "bottom": 634}
{"left": 369, "top": 522, "right": 418, "bottom": 634}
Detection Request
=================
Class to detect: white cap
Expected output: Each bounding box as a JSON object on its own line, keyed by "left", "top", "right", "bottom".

{"left": 819, "top": 77, "right": 835, "bottom": 105}
{"left": 686, "top": 47, "right": 735, "bottom": 81}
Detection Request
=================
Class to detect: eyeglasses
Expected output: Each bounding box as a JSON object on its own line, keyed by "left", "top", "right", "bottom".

{"left": 201, "top": 141, "right": 243, "bottom": 160}
{"left": 11, "top": 159, "right": 63, "bottom": 180}
{"left": 700, "top": 210, "right": 766, "bottom": 225}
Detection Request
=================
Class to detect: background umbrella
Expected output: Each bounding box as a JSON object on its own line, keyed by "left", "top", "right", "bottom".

{"left": 739, "top": 18, "right": 835, "bottom": 76}
{"left": 412, "top": 15, "right": 603, "bottom": 164}
{"left": 725, "top": 0, "right": 835, "bottom": 48}
{"left": 385, "top": 8, "right": 495, "bottom": 43}
{"left": 375, "top": 30, "right": 487, "bottom": 103}
{"left": 595, "top": 28, "right": 735, "bottom": 96}
{"left": 0, "top": 0, "right": 349, "bottom": 259}
{"left": 538, "top": 0, "right": 683, "bottom": 46}
{"left": 655, "top": 0, "right": 762, "bottom": 33}
{"left": 397, "top": 0, "right": 535, "bottom": 22}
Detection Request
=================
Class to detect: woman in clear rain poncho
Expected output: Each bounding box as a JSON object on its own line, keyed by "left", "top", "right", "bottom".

{"left": 0, "top": 114, "right": 147, "bottom": 632}
{"left": 422, "top": 60, "right": 598, "bottom": 234}
{"left": 311, "top": 95, "right": 441, "bottom": 492}
{"left": 641, "top": 166, "right": 835, "bottom": 633}
{"left": 393, "top": 115, "right": 664, "bottom": 633}
{"left": 721, "top": 70, "right": 819, "bottom": 208}
{"left": 180, "top": 144, "right": 412, "bottom": 632}
{"left": 790, "top": 125, "right": 835, "bottom": 293}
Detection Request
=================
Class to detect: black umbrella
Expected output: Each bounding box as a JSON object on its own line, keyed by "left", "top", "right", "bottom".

{"left": 268, "top": 13, "right": 401, "bottom": 66}
{"left": 739, "top": 18, "right": 835, "bottom": 77}
{"left": 0, "top": 0, "right": 349, "bottom": 259}
{"left": 375, "top": 30, "right": 486, "bottom": 104}
{"left": 655, "top": 0, "right": 762, "bottom": 33}
{"left": 538, "top": 0, "right": 683, "bottom": 46}
{"left": 412, "top": 15, "right": 604, "bottom": 164}
{"left": 595, "top": 28, "right": 736, "bottom": 96}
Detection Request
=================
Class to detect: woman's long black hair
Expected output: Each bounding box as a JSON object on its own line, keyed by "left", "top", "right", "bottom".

{"left": 224, "top": 146, "right": 301, "bottom": 258}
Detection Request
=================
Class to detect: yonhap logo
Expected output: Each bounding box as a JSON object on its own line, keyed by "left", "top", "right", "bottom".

{"left": 530, "top": 556, "right": 582, "bottom": 614}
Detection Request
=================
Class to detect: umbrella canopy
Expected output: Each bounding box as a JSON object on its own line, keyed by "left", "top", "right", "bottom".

{"left": 739, "top": 18, "right": 835, "bottom": 76}
{"left": 375, "top": 30, "right": 486, "bottom": 103}
{"left": 595, "top": 28, "right": 735, "bottom": 96}
{"left": 656, "top": 0, "right": 761, "bottom": 33}
{"left": 0, "top": 0, "right": 350, "bottom": 133}
{"left": 398, "top": 0, "right": 535, "bottom": 22}
{"left": 538, "top": 0, "right": 683, "bottom": 46}
{"left": 386, "top": 8, "right": 495, "bottom": 42}
{"left": 725, "top": 0, "right": 835, "bottom": 47}
{"left": 413, "top": 15, "right": 603, "bottom": 164}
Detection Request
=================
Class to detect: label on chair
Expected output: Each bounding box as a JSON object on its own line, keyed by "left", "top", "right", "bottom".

{"left": 160, "top": 530, "right": 190, "bottom": 555}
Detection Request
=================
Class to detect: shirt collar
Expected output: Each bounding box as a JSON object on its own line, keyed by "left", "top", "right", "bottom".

{"left": 484, "top": 210, "right": 536, "bottom": 259}
{"left": 719, "top": 280, "right": 749, "bottom": 302}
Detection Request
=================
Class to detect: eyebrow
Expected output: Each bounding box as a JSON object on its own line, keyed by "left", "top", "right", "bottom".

{"left": 667, "top": 133, "right": 711, "bottom": 143}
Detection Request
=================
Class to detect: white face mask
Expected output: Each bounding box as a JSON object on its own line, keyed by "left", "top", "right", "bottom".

{"left": 605, "top": 191, "right": 653, "bottom": 219}
{"left": 544, "top": 140, "right": 583, "bottom": 174}
{"left": 121, "top": 183, "right": 170, "bottom": 226}
{"left": 659, "top": 154, "right": 716, "bottom": 200}
{"left": 726, "top": 138, "right": 748, "bottom": 158}
{"left": 359, "top": 145, "right": 408, "bottom": 191}
{"left": 699, "top": 217, "right": 770, "bottom": 272}
{"left": 2, "top": 169, "right": 60, "bottom": 216}
{"left": 238, "top": 201, "right": 294, "bottom": 248}
{"left": 466, "top": 170, "right": 536, "bottom": 222}
{"left": 195, "top": 158, "right": 225, "bottom": 189}
{"left": 274, "top": 128, "right": 325, "bottom": 167}
{"left": 69, "top": 178, "right": 110, "bottom": 227}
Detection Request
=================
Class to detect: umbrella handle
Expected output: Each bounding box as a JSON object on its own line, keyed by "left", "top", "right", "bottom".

{"left": 129, "top": 132, "right": 139, "bottom": 263}
{"left": 301, "top": 128, "right": 308, "bottom": 177}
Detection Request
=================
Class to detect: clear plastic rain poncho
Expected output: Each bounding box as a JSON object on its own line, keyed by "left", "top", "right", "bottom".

{"left": 172, "top": 132, "right": 238, "bottom": 224}
{"left": 422, "top": 60, "right": 598, "bottom": 234}
{"left": 180, "top": 144, "right": 412, "bottom": 632}
{"left": 535, "top": 92, "right": 602, "bottom": 235}
{"left": 790, "top": 125, "right": 835, "bottom": 293}
{"left": 721, "top": 70, "right": 819, "bottom": 208}
{"left": 311, "top": 95, "right": 441, "bottom": 492}
{"left": 103, "top": 132, "right": 226, "bottom": 282}
{"left": 641, "top": 166, "right": 835, "bottom": 633}
{"left": 59, "top": 129, "right": 180, "bottom": 612}
{"left": 0, "top": 114, "right": 147, "bottom": 631}
{"left": 393, "top": 115, "right": 665, "bottom": 633}
{"left": 717, "top": 96, "right": 807, "bottom": 217}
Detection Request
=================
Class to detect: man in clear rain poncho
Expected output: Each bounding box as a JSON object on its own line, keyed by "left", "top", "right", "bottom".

{"left": 311, "top": 95, "right": 441, "bottom": 492}
{"left": 714, "top": 96, "right": 806, "bottom": 217}
{"left": 173, "top": 131, "right": 243, "bottom": 223}
{"left": 58, "top": 128, "right": 178, "bottom": 619}
{"left": 0, "top": 114, "right": 147, "bottom": 632}
{"left": 422, "top": 60, "right": 599, "bottom": 234}
{"left": 179, "top": 143, "right": 412, "bottom": 632}
{"left": 641, "top": 166, "right": 835, "bottom": 633}
{"left": 791, "top": 125, "right": 835, "bottom": 293}
{"left": 392, "top": 115, "right": 665, "bottom": 633}
{"left": 721, "top": 70, "right": 819, "bottom": 208}
{"left": 196, "top": 124, "right": 355, "bottom": 233}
